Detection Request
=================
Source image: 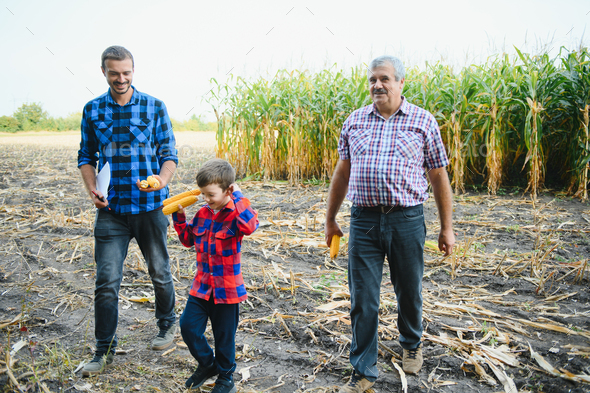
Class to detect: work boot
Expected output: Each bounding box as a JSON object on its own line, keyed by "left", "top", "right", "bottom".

{"left": 185, "top": 362, "right": 218, "bottom": 389}
{"left": 211, "top": 378, "right": 237, "bottom": 393}
{"left": 81, "top": 352, "right": 114, "bottom": 376}
{"left": 338, "top": 373, "right": 375, "bottom": 392}
{"left": 402, "top": 344, "right": 423, "bottom": 374}
{"left": 151, "top": 324, "right": 176, "bottom": 350}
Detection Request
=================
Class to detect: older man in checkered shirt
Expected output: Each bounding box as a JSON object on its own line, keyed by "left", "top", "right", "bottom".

{"left": 325, "top": 55, "right": 455, "bottom": 393}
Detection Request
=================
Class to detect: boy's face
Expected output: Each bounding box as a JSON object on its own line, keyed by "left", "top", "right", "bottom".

{"left": 200, "top": 183, "right": 231, "bottom": 211}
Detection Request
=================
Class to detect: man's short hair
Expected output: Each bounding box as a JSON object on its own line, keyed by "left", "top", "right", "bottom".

{"left": 368, "top": 55, "right": 405, "bottom": 81}
{"left": 101, "top": 46, "right": 134, "bottom": 70}
{"left": 196, "top": 158, "right": 235, "bottom": 190}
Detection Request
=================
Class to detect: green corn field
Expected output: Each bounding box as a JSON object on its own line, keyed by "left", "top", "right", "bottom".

{"left": 208, "top": 48, "right": 590, "bottom": 199}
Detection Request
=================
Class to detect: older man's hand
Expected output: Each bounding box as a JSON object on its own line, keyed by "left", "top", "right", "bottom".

{"left": 324, "top": 219, "right": 344, "bottom": 247}
{"left": 438, "top": 228, "right": 455, "bottom": 256}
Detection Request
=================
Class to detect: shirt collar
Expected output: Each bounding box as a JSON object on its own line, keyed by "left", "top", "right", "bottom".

{"left": 106, "top": 85, "right": 140, "bottom": 106}
{"left": 368, "top": 95, "right": 409, "bottom": 119}
{"left": 206, "top": 198, "right": 236, "bottom": 214}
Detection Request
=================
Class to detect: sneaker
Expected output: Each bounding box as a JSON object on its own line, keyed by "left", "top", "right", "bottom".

{"left": 338, "top": 374, "right": 374, "bottom": 393}
{"left": 81, "top": 353, "right": 114, "bottom": 376}
{"left": 185, "top": 362, "right": 218, "bottom": 389}
{"left": 151, "top": 324, "right": 176, "bottom": 350}
{"left": 402, "top": 344, "right": 423, "bottom": 374}
{"left": 211, "top": 378, "right": 237, "bottom": 393}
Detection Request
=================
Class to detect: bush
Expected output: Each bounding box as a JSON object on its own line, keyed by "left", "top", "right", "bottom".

{"left": 172, "top": 114, "right": 216, "bottom": 131}
{"left": 13, "top": 102, "right": 48, "bottom": 131}
{"left": 0, "top": 116, "right": 20, "bottom": 133}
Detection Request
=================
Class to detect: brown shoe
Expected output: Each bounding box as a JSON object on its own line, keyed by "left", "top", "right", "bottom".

{"left": 402, "top": 344, "right": 423, "bottom": 374}
{"left": 338, "top": 374, "right": 374, "bottom": 393}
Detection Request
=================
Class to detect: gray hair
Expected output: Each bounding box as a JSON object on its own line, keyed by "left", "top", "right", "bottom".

{"left": 367, "top": 55, "right": 405, "bottom": 81}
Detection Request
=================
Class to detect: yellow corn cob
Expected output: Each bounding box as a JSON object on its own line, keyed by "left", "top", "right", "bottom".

{"left": 162, "top": 195, "right": 199, "bottom": 215}
{"left": 147, "top": 176, "right": 160, "bottom": 189}
{"left": 330, "top": 235, "right": 340, "bottom": 259}
{"left": 139, "top": 180, "right": 149, "bottom": 189}
{"left": 163, "top": 189, "right": 201, "bottom": 206}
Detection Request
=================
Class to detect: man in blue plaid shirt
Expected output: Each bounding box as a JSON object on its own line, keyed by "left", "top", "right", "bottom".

{"left": 78, "top": 46, "right": 178, "bottom": 376}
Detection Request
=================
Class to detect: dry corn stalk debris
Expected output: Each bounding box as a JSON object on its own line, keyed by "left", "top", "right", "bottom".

{"left": 1, "top": 142, "right": 589, "bottom": 392}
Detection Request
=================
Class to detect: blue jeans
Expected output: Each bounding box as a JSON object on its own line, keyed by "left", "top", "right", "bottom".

{"left": 93, "top": 208, "right": 176, "bottom": 355}
{"left": 348, "top": 204, "right": 426, "bottom": 380}
{"left": 180, "top": 295, "right": 239, "bottom": 381}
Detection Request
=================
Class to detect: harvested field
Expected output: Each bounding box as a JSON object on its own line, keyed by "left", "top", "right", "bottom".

{"left": 1, "top": 132, "right": 589, "bottom": 393}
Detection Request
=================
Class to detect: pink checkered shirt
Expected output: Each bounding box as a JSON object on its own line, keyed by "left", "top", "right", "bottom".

{"left": 338, "top": 97, "right": 449, "bottom": 207}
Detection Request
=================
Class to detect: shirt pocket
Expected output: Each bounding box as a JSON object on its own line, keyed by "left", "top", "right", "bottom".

{"left": 192, "top": 227, "right": 208, "bottom": 253}
{"left": 348, "top": 128, "right": 371, "bottom": 158}
{"left": 395, "top": 131, "right": 423, "bottom": 163}
{"left": 93, "top": 121, "right": 113, "bottom": 146}
{"left": 129, "top": 118, "right": 152, "bottom": 144}
{"left": 214, "top": 227, "right": 237, "bottom": 258}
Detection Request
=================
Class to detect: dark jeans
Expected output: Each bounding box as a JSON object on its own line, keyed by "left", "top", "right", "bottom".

{"left": 180, "top": 295, "right": 239, "bottom": 381}
{"left": 93, "top": 208, "right": 176, "bottom": 355}
{"left": 348, "top": 204, "right": 426, "bottom": 380}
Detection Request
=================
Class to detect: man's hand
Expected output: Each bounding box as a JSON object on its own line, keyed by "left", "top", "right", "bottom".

{"left": 91, "top": 190, "right": 109, "bottom": 209}
{"left": 136, "top": 174, "right": 166, "bottom": 192}
{"left": 325, "top": 220, "right": 344, "bottom": 247}
{"left": 438, "top": 228, "right": 455, "bottom": 256}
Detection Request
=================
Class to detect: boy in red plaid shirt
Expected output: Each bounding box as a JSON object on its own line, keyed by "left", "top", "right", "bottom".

{"left": 172, "top": 158, "right": 258, "bottom": 393}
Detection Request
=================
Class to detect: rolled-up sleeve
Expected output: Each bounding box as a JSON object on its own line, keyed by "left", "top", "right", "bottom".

{"left": 77, "top": 105, "right": 99, "bottom": 168}
{"left": 155, "top": 102, "right": 178, "bottom": 166}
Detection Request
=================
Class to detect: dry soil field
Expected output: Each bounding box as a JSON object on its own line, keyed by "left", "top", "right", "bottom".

{"left": 1, "top": 132, "right": 589, "bottom": 393}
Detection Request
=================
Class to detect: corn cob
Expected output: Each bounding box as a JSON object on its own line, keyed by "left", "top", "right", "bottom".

{"left": 330, "top": 235, "right": 340, "bottom": 259}
{"left": 162, "top": 195, "right": 199, "bottom": 215}
{"left": 163, "top": 189, "right": 201, "bottom": 206}
{"left": 139, "top": 180, "right": 149, "bottom": 189}
{"left": 147, "top": 176, "right": 160, "bottom": 189}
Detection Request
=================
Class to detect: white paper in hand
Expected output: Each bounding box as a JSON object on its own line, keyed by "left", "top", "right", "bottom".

{"left": 96, "top": 162, "right": 111, "bottom": 199}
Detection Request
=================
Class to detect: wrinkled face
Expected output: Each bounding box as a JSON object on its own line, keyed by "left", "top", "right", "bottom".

{"left": 200, "top": 183, "right": 231, "bottom": 211}
{"left": 369, "top": 63, "right": 404, "bottom": 112}
{"left": 102, "top": 58, "right": 134, "bottom": 96}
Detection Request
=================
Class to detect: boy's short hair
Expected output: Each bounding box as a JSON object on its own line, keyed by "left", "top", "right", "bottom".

{"left": 196, "top": 158, "right": 235, "bottom": 190}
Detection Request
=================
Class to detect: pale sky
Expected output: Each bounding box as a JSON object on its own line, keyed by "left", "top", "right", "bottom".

{"left": 1, "top": 0, "right": 588, "bottom": 121}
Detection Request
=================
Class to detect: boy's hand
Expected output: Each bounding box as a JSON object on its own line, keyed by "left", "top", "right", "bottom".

{"left": 229, "top": 183, "right": 241, "bottom": 193}
{"left": 176, "top": 204, "right": 185, "bottom": 215}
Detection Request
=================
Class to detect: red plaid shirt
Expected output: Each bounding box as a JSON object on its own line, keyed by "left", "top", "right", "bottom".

{"left": 172, "top": 191, "right": 258, "bottom": 304}
{"left": 338, "top": 97, "right": 449, "bottom": 207}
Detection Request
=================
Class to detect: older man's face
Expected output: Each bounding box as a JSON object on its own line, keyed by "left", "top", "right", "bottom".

{"left": 369, "top": 63, "right": 404, "bottom": 110}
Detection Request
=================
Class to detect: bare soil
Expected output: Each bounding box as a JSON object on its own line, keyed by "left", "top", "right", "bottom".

{"left": 1, "top": 132, "right": 589, "bottom": 393}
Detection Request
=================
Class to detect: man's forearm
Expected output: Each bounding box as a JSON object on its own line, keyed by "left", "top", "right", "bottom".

{"left": 326, "top": 160, "right": 351, "bottom": 221}
{"left": 159, "top": 160, "right": 177, "bottom": 186}
{"left": 79, "top": 164, "right": 97, "bottom": 197}
{"left": 428, "top": 167, "right": 453, "bottom": 229}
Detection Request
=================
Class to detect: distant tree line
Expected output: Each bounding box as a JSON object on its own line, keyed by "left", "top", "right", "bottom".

{"left": 0, "top": 103, "right": 216, "bottom": 133}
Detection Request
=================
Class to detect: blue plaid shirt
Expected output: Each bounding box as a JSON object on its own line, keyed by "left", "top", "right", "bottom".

{"left": 77, "top": 86, "right": 178, "bottom": 215}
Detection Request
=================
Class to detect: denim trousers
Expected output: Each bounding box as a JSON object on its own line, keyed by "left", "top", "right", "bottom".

{"left": 348, "top": 204, "right": 426, "bottom": 380}
{"left": 93, "top": 208, "right": 176, "bottom": 355}
{"left": 180, "top": 295, "right": 239, "bottom": 381}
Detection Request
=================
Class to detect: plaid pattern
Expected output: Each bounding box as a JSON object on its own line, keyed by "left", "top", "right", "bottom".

{"left": 172, "top": 191, "right": 258, "bottom": 304}
{"left": 338, "top": 97, "right": 449, "bottom": 207}
{"left": 77, "top": 86, "right": 178, "bottom": 215}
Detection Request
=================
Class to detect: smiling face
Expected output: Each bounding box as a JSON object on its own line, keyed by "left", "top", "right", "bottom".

{"left": 102, "top": 58, "right": 134, "bottom": 100}
{"left": 368, "top": 63, "right": 405, "bottom": 118}
{"left": 199, "top": 183, "right": 232, "bottom": 211}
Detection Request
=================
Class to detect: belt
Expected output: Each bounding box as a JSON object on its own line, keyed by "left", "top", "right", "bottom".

{"left": 361, "top": 205, "right": 403, "bottom": 213}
